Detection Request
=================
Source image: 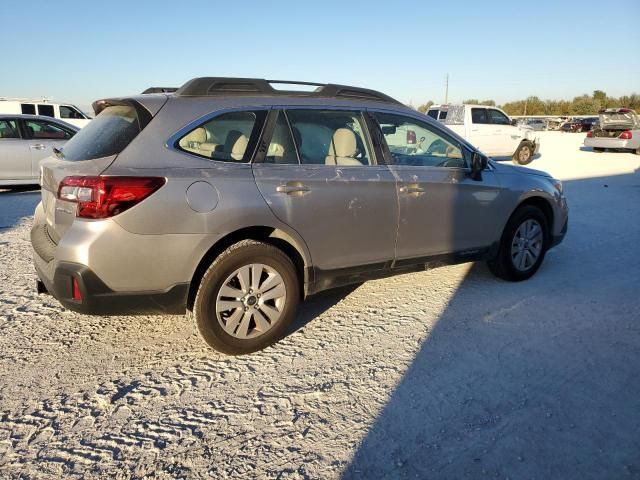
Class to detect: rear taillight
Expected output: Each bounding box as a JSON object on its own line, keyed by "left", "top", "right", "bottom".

{"left": 72, "top": 277, "right": 82, "bottom": 302}
{"left": 619, "top": 131, "right": 632, "bottom": 140}
{"left": 407, "top": 130, "right": 417, "bottom": 144}
{"left": 586, "top": 131, "right": 593, "bottom": 138}
{"left": 58, "top": 176, "right": 166, "bottom": 219}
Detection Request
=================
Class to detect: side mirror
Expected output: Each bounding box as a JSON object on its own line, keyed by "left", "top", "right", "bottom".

{"left": 470, "top": 151, "right": 488, "bottom": 180}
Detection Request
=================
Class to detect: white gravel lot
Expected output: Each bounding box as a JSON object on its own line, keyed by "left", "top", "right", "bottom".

{"left": 0, "top": 132, "right": 639, "bottom": 479}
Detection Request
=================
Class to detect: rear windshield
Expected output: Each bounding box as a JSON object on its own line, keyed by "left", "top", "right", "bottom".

{"left": 61, "top": 105, "right": 141, "bottom": 161}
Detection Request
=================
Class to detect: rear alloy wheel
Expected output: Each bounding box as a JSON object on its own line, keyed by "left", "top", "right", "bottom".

{"left": 513, "top": 141, "right": 534, "bottom": 165}
{"left": 488, "top": 205, "right": 548, "bottom": 281}
{"left": 193, "top": 240, "right": 299, "bottom": 355}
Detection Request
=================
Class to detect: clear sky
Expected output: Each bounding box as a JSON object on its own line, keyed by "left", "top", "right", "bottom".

{"left": 1, "top": 0, "right": 639, "bottom": 111}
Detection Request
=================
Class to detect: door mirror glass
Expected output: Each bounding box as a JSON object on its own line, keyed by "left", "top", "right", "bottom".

{"left": 471, "top": 151, "right": 488, "bottom": 180}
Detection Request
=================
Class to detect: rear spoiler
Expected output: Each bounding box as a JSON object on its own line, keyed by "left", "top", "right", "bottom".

{"left": 141, "top": 87, "right": 178, "bottom": 94}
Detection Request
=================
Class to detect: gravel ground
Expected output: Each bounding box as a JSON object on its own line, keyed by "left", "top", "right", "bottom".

{"left": 0, "top": 132, "right": 639, "bottom": 479}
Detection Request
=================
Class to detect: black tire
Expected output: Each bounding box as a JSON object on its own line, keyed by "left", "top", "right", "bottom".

{"left": 193, "top": 240, "right": 300, "bottom": 355}
{"left": 593, "top": 147, "right": 605, "bottom": 152}
{"left": 512, "top": 141, "right": 534, "bottom": 165}
{"left": 488, "top": 205, "right": 549, "bottom": 282}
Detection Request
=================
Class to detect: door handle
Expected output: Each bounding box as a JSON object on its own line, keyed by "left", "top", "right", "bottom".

{"left": 276, "top": 183, "right": 310, "bottom": 195}
{"left": 471, "top": 129, "right": 479, "bottom": 132}
{"left": 30, "top": 144, "right": 46, "bottom": 150}
{"left": 399, "top": 185, "right": 426, "bottom": 195}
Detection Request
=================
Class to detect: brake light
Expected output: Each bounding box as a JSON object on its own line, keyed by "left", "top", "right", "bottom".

{"left": 72, "top": 277, "right": 82, "bottom": 302}
{"left": 619, "top": 131, "right": 632, "bottom": 140}
{"left": 407, "top": 130, "right": 416, "bottom": 144}
{"left": 586, "top": 131, "right": 593, "bottom": 138}
{"left": 58, "top": 176, "right": 166, "bottom": 219}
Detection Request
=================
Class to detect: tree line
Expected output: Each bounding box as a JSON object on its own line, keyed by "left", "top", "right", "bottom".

{"left": 416, "top": 91, "right": 640, "bottom": 116}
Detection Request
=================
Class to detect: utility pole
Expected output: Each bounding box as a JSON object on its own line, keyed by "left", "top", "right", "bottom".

{"left": 444, "top": 73, "right": 449, "bottom": 104}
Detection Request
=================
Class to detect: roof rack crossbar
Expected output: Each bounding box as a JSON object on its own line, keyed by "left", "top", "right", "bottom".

{"left": 174, "top": 77, "right": 401, "bottom": 104}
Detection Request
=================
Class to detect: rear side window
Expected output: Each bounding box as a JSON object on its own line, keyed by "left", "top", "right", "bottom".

{"left": 24, "top": 119, "right": 73, "bottom": 140}
{"left": 177, "top": 111, "right": 265, "bottom": 163}
{"left": 61, "top": 105, "right": 140, "bottom": 161}
{"left": 471, "top": 108, "right": 488, "bottom": 124}
{"left": 38, "top": 104, "right": 55, "bottom": 118}
{"left": 0, "top": 119, "right": 19, "bottom": 139}
{"left": 265, "top": 112, "right": 299, "bottom": 164}
{"left": 286, "top": 110, "right": 372, "bottom": 166}
{"left": 21, "top": 104, "right": 36, "bottom": 115}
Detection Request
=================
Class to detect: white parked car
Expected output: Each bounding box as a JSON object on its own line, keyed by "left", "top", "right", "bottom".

{"left": 0, "top": 98, "right": 91, "bottom": 128}
{"left": 0, "top": 114, "right": 78, "bottom": 186}
{"left": 428, "top": 104, "right": 540, "bottom": 165}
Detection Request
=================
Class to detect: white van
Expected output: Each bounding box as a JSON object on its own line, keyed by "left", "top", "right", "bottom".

{"left": 0, "top": 98, "right": 91, "bottom": 128}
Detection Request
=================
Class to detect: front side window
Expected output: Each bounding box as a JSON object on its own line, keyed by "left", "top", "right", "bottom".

{"left": 0, "top": 119, "right": 19, "bottom": 139}
{"left": 24, "top": 119, "right": 73, "bottom": 140}
{"left": 38, "top": 104, "right": 55, "bottom": 118}
{"left": 21, "top": 104, "right": 36, "bottom": 115}
{"left": 375, "top": 112, "right": 465, "bottom": 168}
{"left": 61, "top": 105, "right": 139, "bottom": 161}
{"left": 178, "top": 111, "right": 263, "bottom": 162}
{"left": 60, "top": 105, "right": 85, "bottom": 119}
{"left": 488, "top": 109, "right": 510, "bottom": 125}
{"left": 286, "top": 110, "right": 372, "bottom": 166}
{"left": 471, "top": 108, "right": 489, "bottom": 124}
{"left": 427, "top": 110, "right": 438, "bottom": 120}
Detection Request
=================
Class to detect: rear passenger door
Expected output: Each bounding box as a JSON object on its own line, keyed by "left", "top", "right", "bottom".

{"left": 252, "top": 108, "right": 398, "bottom": 273}
{"left": 0, "top": 118, "right": 31, "bottom": 181}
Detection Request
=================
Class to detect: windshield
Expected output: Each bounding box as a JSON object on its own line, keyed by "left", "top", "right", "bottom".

{"left": 61, "top": 105, "right": 142, "bottom": 161}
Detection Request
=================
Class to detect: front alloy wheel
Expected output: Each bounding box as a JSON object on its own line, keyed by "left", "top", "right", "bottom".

{"left": 510, "top": 219, "right": 544, "bottom": 272}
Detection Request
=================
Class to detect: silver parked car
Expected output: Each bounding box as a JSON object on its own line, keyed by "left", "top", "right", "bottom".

{"left": 31, "top": 78, "right": 568, "bottom": 354}
{"left": 584, "top": 108, "right": 640, "bottom": 154}
{"left": 0, "top": 114, "right": 78, "bottom": 187}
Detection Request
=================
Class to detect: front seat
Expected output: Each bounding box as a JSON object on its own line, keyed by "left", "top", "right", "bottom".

{"left": 325, "top": 128, "right": 362, "bottom": 166}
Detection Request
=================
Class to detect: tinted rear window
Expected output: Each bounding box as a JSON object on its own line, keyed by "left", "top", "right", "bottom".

{"left": 61, "top": 105, "right": 141, "bottom": 161}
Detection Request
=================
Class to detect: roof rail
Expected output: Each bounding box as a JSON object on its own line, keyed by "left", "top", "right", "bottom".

{"left": 141, "top": 87, "right": 178, "bottom": 94}
{"left": 174, "top": 77, "right": 401, "bottom": 104}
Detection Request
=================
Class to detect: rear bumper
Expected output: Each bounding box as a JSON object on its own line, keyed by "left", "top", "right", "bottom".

{"left": 34, "top": 258, "right": 188, "bottom": 316}
{"left": 584, "top": 136, "right": 637, "bottom": 150}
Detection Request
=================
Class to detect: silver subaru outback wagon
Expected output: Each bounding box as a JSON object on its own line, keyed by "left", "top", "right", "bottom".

{"left": 31, "top": 78, "right": 568, "bottom": 354}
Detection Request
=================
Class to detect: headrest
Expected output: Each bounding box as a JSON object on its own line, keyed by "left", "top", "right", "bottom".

{"left": 329, "top": 128, "right": 357, "bottom": 157}
{"left": 182, "top": 127, "right": 207, "bottom": 144}
{"left": 225, "top": 130, "right": 249, "bottom": 160}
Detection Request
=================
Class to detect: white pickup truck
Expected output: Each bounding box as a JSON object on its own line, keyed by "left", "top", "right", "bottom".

{"left": 427, "top": 104, "right": 540, "bottom": 165}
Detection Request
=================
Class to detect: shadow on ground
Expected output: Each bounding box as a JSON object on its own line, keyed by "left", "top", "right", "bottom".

{"left": 0, "top": 187, "right": 40, "bottom": 230}
{"left": 342, "top": 171, "right": 640, "bottom": 479}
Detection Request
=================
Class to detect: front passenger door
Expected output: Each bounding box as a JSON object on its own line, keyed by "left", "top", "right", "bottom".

{"left": 373, "top": 111, "right": 503, "bottom": 261}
